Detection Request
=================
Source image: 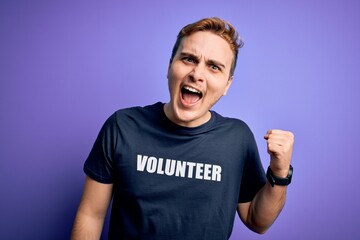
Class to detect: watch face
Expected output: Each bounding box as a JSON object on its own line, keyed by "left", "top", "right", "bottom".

{"left": 288, "top": 165, "right": 293, "bottom": 177}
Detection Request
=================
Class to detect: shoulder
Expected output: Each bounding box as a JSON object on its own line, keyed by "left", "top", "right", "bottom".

{"left": 106, "top": 102, "right": 163, "bottom": 129}
{"left": 108, "top": 102, "right": 160, "bottom": 120}
{"left": 113, "top": 102, "right": 163, "bottom": 118}
{"left": 212, "top": 111, "right": 254, "bottom": 136}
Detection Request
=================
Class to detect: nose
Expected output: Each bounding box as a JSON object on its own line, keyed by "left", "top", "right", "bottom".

{"left": 189, "top": 64, "right": 205, "bottom": 83}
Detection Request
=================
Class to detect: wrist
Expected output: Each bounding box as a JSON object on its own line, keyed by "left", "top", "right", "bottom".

{"left": 266, "top": 165, "right": 293, "bottom": 187}
{"left": 270, "top": 167, "right": 289, "bottom": 178}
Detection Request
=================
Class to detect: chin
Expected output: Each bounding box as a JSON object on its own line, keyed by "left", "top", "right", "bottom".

{"left": 174, "top": 106, "right": 209, "bottom": 127}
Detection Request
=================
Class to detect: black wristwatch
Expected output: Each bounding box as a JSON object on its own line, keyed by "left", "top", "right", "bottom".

{"left": 266, "top": 165, "right": 293, "bottom": 187}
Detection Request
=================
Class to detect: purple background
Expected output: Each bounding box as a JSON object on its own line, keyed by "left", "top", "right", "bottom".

{"left": 1, "top": 0, "right": 359, "bottom": 239}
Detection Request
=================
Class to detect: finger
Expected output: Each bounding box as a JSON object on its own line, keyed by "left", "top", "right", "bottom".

{"left": 265, "top": 134, "right": 287, "bottom": 147}
{"left": 267, "top": 142, "right": 284, "bottom": 154}
{"left": 264, "top": 129, "right": 286, "bottom": 139}
{"left": 263, "top": 129, "right": 272, "bottom": 139}
{"left": 268, "top": 137, "right": 294, "bottom": 150}
{"left": 267, "top": 142, "right": 293, "bottom": 161}
{"left": 267, "top": 136, "right": 289, "bottom": 147}
{"left": 265, "top": 130, "right": 294, "bottom": 143}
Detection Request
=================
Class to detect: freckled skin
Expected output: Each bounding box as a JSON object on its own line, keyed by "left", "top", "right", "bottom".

{"left": 164, "top": 31, "right": 234, "bottom": 128}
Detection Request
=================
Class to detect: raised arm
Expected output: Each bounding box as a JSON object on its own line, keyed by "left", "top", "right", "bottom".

{"left": 238, "top": 129, "right": 294, "bottom": 234}
{"left": 71, "top": 176, "right": 113, "bottom": 240}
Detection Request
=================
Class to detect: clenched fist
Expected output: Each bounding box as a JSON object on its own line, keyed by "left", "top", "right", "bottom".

{"left": 264, "top": 129, "right": 294, "bottom": 178}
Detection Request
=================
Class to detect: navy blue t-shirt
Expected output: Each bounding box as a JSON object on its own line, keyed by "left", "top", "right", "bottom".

{"left": 84, "top": 102, "right": 266, "bottom": 240}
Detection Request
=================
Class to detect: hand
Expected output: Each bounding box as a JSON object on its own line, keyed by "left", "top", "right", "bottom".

{"left": 264, "top": 129, "right": 294, "bottom": 177}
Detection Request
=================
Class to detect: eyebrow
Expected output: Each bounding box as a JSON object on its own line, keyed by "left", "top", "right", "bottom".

{"left": 179, "top": 52, "right": 226, "bottom": 70}
{"left": 207, "top": 59, "right": 226, "bottom": 70}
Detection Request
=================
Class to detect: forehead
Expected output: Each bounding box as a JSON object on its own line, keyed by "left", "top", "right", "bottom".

{"left": 177, "top": 31, "right": 234, "bottom": 65}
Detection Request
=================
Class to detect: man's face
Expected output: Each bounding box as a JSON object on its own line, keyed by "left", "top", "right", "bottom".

{"left": 165, "top": 31, "right": 234, "bottom": 127}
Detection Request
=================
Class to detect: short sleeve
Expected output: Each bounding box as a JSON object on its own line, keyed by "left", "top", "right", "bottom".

{"left": 83, "top": 113, "right": 118, "bottom": 184}
{"left": 238, "top": 131, "right": 266, "bottom": 203}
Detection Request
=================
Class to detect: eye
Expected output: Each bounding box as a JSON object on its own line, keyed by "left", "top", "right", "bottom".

{"left": 182, "top": 57, "right": 195, "bottom": 63}
{"left": 210, "top": 64, "right": 221, "bottom": 71}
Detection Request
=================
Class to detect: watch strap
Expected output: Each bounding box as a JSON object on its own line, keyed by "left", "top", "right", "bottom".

{"left": 266, "top": 165, "right": 293, "bottom": 187}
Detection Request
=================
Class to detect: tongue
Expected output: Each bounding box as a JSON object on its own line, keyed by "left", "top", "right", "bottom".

{"left": 183, "top": 92, "right": 201, "bottom": 104}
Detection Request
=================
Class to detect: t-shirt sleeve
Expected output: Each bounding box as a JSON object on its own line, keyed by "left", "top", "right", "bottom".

{"left": 238, "top": 130, "right": 266, "bottom": 203}
{"left": 83, "top": 113, "right": 118, "bottom": 184}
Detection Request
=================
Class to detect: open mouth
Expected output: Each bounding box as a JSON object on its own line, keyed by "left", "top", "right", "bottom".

{"left": 181, "top": 85, "right": 203, "bottom": 105}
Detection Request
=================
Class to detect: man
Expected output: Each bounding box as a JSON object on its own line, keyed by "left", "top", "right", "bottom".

{"left": 71, "top": 17, "right": 294, "bottom": 239}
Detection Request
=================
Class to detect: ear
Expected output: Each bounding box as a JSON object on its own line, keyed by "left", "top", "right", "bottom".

{"left": 223, "top": 76, "right": 233, "bottom": 96}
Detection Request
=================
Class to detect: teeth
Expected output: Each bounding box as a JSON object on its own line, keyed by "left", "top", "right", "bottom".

{"left": 183, "top": 86, "right": 201, "bottom": 94}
